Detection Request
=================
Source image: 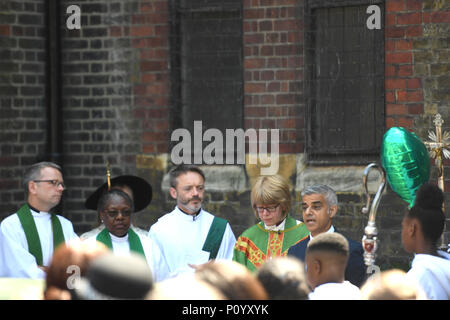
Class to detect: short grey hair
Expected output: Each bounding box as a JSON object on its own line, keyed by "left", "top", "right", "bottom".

{"left": 23, "top": 162, "right": 62, "bottom": 194}
{"left": 301, "top": 184, "right": 338, "bottom": 207}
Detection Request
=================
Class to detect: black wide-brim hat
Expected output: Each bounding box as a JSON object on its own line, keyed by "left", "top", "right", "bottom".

{"left": 85, "top": 175, "right": 152, "bottom": 212}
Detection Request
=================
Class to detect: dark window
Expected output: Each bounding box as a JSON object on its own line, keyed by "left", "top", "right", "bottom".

{"left": 169, "top": 0, "right": 243, "bottom": 161}
{"left": 305, "top": 0, "right": 384, "bottom": 164}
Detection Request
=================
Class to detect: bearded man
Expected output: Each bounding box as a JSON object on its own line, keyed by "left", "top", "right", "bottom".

{"left": 148, "top": 165, "right": 236, "bottom": 279}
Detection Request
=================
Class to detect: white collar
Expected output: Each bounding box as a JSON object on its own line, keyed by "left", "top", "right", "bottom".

{"left": 29, "top": 207, "right": 50, "bottom": 217}
{"left": 264, "top": 218, "right": 286, "bottom": 232}
{"left": 309, "top": 225, "right": 334, "bottom": 240}
{"left": 109, "top": 232, "right": 129, "bottom": 243}
{"left": 174, "top": 206, "right": 202, "bottom": 221}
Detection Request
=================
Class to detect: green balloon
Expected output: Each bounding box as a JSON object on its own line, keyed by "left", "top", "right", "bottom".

{"left": 381, "top": 127, "right": 430, "bottom": 207}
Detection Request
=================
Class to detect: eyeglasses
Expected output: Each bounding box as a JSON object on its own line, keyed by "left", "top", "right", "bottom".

{"left": 255, "top": 204, "right": 280, "bottom": 213}
{"left": 103, "top": 209, "right": 132, "bottom": 218}
{"left": 33, "top": 180, "right": 65, "bottom": 189}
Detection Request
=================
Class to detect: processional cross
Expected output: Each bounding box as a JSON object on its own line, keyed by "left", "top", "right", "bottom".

{"left": 422, "top": 113, "right": 450, "bottom": 250}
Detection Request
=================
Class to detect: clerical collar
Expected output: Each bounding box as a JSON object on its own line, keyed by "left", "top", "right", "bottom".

{"left": 177, "top": 206, "right": 201, "bottom": 220}
{"left": 264, "top": 218, "right": 286, "bottom": 232}
{"left": 27, "top": 203, "right": 49, "bottom": 215}
{"left": 310, "top": 225, "right": 335, "bottom": 240}
{"left": 110, "top": 232, "right": 128, "bottom": 242}
{"left": 27, "top": 203, "right": 41, "bottom": 213}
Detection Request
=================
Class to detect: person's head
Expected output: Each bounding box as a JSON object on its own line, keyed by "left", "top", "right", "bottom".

{"left": 147, "top": 273, "right": 226, "bottom": 300}
{"left": 44, "top": 241, "right": 108, "bottom": 300}
{"left": 74, "top": 252, "right": 153, "bottom": 300}
{"left": 305, "top": 232, "right": 349, "bottom": 290}
{"left": 97, "top": 189, "right": 134, "bottom": 237}
{"left": 111, "top": 184, "right": 134, "bottom": 201}
{"left": 193, "top": 260, "right": 268, "bottom": 300}
{"left": 169, "top": 165, "right": 205, "bottom": 215}
{"left": 301, "top": 184, "right": 338, "bottom": 237}
{"left": 401, "top": 183, "right": 445, "bottom": 254}
{"left": 256, "top": 256, "right": 310, "bottom": 300}
{"left": 251, "top": 175, "right": 292, "bottom": 226}
{"left": 23, "top": 162, "right": 65, "bottom": 212}
{"left": 361, "top": 269, "right": 426, "bottom": 300}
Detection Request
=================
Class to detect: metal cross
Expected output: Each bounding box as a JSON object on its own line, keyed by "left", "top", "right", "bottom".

{"left": 422, "top": 113, "right": 450, "bottom": 251}
{"left": 423, "top": 113, "right": 450, "bottom": 192}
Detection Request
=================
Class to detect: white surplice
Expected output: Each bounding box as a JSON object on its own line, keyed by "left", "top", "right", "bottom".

{"left": 148, "top": 206, "right": 236, "bottom": 280}
{"left": 83, "top": 226, "right": 169, "bottom": 282}
{"left": 407, "top": 250, "right": 450, "bottom": 300}
{"left": 0, "top": 208, "right": 79, "bottom": 279}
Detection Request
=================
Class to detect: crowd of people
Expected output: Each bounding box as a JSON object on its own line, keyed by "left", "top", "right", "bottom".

{"left": 0, "top": 161, "right": 449, "bottom": 300}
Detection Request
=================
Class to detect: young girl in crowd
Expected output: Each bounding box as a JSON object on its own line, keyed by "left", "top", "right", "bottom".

{"left": 401, "top": 183, "right": 450, "bottom": 300}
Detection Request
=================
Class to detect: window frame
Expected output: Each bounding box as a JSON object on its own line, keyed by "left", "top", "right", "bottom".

{"left": 304, "top": 0, "right": 385, "bottom": 165}
{"left": 168, "top": 0, "right": 244, "bottom": 162}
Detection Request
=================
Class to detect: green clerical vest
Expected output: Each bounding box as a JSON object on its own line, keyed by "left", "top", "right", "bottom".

{"left": 233, "top": 215, "right": 309, "bottom": 272}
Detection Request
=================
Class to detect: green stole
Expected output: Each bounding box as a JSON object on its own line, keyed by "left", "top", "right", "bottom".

{"left": 202, "top": 216, "right": 228, "bottom": 260}
{"left": 96, "top": 227, "right": 146, "bottom": 258}
{"left": 16, "top": 204, "right": 65, "bottom": 266}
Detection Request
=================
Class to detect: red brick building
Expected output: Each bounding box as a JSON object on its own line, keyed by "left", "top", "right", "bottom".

{"left": 0, "top": 0, "right": 449, "bottom": 271}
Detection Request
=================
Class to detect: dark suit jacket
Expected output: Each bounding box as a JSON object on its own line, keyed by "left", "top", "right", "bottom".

{"left": 287, "top": 230, "right": 366, "bottom": 287}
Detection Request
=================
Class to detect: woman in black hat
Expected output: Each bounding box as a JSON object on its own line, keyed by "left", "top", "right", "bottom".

{"left": 80, "top": 175, "right": 152, "bottom": 241}
{"left": 82, "top": 189, "right": 169, "bottom": 282}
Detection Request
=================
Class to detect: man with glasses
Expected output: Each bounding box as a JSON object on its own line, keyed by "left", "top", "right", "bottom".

{"left": 287, "top": 184, "right": 366, "bottom": 287}
{"left": 0, "top": 162, "right": 79, "bottom": 278}
{"left": 233, "top": 175, "right": 309, "bottom": 272}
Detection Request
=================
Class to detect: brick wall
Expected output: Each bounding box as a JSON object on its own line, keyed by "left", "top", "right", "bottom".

{"left": 243, "top": 0, "right": 305, "bottom": 153}
{"left": 386, "top": 0, "right": 425, "bottom": 129}
{"left": 59, "top": 0, "right": 170, "bottom": 233}
{"left": 0, "top": 0, "right": 47, "bottom": 219}
{"left": 132, "top": 0, "right": 170, "bottom": 155}
{"left": 0, "top": 0, "right": 448, "bottom": 271}
{"left": 385, "top": 0, "right": 449, "bottom": 129}
{"left": 385, "top": 0, "right": 450, "bottom": 213}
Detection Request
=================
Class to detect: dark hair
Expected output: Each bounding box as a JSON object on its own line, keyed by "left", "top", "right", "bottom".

{"left": 407, "top": 183, "right": 445, "bottom": 246}
{"left": 97, "top": 189, "right": 134, "bottom": 215}
{"left": 256, "top": 257, "right": 310, "bottom": 300}
{"left": 194, "top": 261, "right": 268, "bottom": 300}
{"left": 169, "top": 164, "right": 205, "bottom": 188}
{"left": 306, "top": 232, "right": 349, "bottom": 257}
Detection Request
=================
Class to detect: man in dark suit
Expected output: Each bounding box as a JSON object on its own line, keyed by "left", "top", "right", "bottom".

{"left": 288, "top": 184, "right": 366, "bottom": 287}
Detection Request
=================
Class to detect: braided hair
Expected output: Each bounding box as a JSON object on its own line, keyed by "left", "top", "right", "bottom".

{"left": 407, "top": 183, "right": 445, "bottom": 246}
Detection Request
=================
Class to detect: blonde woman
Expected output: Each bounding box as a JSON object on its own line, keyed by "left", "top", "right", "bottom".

{"left": 233, "top": 175, "right": 309, "bottom": 272}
